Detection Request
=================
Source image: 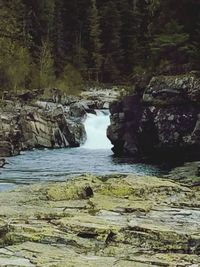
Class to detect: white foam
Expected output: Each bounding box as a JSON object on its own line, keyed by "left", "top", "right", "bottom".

{"left": 82, "top": 110, "right": 112, "bottom": 149}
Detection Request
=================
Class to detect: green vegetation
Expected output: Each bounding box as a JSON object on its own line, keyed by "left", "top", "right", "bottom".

{"left": 0, "top": 0, "right": 200, "bottom": 93}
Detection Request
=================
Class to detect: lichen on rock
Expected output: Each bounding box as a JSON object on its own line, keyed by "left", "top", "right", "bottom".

{"left": 0, "top": 173, "right": 199, "bottom": 266}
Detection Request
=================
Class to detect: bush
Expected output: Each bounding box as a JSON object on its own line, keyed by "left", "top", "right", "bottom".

{"left": 0, "top": 38, "right": 31, "bottom": 92}
{"left": 55, "top": 63, "right": 84, "bottom": 96}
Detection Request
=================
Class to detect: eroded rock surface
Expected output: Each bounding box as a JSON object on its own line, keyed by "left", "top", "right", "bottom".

{"left": 0, "top": 174, "right": 200, "bottom": 266}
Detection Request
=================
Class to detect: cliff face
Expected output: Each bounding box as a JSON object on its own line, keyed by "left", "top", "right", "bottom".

{"left": 107, "top": 73, "right": 200, "bottom": 162}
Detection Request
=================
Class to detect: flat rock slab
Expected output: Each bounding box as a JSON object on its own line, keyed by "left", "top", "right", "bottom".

{"left": 0, "top": 174, "right": 200, "bottom": 266}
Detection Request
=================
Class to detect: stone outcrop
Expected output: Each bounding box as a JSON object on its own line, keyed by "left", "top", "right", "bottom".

{"left": 107, "top": 72, "right": 200, "bottom": 161}
{"left": 0, "top": 101, "right": 86, "bottom": 157}
{"left": 0, "top": 173, "right": 200, "bottom": 266}
{"left": 80, "top": 88, "right": 120, "bottom": 110}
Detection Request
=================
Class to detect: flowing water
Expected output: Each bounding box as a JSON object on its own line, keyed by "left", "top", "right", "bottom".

{"left": 82, "top": 110, "right": 112, "bottom": 149}
{"left": 0, "top": 110, "right": 164, "bottom": 191}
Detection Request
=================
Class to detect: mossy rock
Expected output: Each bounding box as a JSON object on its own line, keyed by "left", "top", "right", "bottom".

{"left": 53, "top": 213, "right": 120, "bottom": 242}
{"left": 46, "top": 174, "right": 102, "bottom": 201}
{"left": 98, "top": 175, "right": 187, "bottom": 200}
{"left": 90, "top": 194, "right": 152, "bottom": 213}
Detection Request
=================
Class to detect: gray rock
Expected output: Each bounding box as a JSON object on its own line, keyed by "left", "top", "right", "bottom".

{"left": 143, "top": 73, "right": 200, "bottom": 105}
{"left": 0, "top": 101, "right": 86, "bottom": 157}
{"left": 81, "top": 88, "right": 120, "bottom": 110}
{"left": 69, "top": 102, "right": 87, "bottom": 118}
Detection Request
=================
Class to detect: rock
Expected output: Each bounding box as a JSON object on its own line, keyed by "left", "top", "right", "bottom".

{"left": 107, "top": 95, "right": 145, "bottom": 157}
{"left": 0, "top": 100, "right": 86, "bottom": 157}
{"left": 0, "top": 141, "right": 13, "bottom": 157}
{"left": 143, "top": 73, "right": 200, "bottom": 105}
{"left": 165, "top": 161, "right": 200, "bottom": 186}
{"left": 17, "top": 89, "right": 44, "bottom": 102}
{"left": 46, "top": 175, "right": 99, "bottom": 201}
{"left": 62, "top": 95, "right": 80, "bottom": 105}
{"left": 49, "top": 88, "right": 62, "bottom": 103}
{"left": 57, "top": 117, "right": 86, "bottom": 147}
{"left": 80, "top": 88, "right": 120, "bottom": 110}
{"left": 69, "top": 102, "right": 87, "bottom": 118}
{"left": 0, "top": 159, "right": 6, "bottom": 168}
{"left": 82, "top": 185, "right": 93, "bottom": 198}
{"left": 108, "top": 73, "right": 200, "bottom": 161}
{"left": 0, "top": 257, "right": 34, "bottom": 267}
{"left": 0, "top": 174, "right": 199, "bottom": 266}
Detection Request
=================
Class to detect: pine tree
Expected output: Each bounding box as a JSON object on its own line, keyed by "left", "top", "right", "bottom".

{"left": 88, "top": 0, "right": 102, "bottom": 82}
{"left": 1, "top": 0, "right": 200, "bottom": 89}
{"left": 119, "top": 0, "right": 149, "bottom": 75}
{"left": 150, "top": 20, "right": 189, "bottom": 62}
{"left": 147, "top": 0, "right": 193, "bottom": 72}
{"left": 52, "top": 0, "right": 66, "bottom": 76}
{"left": 100, "top": 0, "right": 122, "bottom": 82}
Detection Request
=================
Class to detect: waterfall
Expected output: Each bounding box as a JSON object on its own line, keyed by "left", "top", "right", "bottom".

{"left": 82, "top": 110, "right": 112, "bottom": 149}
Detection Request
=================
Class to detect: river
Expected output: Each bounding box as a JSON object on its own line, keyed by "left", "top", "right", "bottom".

{"left": 0, "top": 110, "right": 164, "bottom": 191}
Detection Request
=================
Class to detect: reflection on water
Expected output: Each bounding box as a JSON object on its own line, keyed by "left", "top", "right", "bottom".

{"left": 0, "top": 147, "right": 165, "bottom": 191}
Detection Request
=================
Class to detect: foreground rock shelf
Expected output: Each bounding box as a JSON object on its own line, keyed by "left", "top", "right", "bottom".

{"left": 0, "top": 174, "right": 200, "bottom": 266}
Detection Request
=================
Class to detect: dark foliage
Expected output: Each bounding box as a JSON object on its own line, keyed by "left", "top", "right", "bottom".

{"left": 0, "top": 0, "right": 200, "bottom": 91}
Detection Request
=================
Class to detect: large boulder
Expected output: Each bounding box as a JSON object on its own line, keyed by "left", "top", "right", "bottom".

{"left": 107, "top": 73, "right": 200, "bottom": 161}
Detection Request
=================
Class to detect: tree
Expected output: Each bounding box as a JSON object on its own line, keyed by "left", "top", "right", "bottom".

{"left": 119, "top": 0, "right": 149, "bottom": 75}
{"left": 55, "top": 63, "right": 84, "bottom": 96}
{"left": 52, "top": 0, "right": 66, "bottom": 76}
{"left": 88, "top": 0, "right": 102, "bottom": 82}
{"left": 190, "top": 22, "right": 200, "bottom": 69}
{"left": 0, "top": 38, "right": 31, "bottom": 91}
{"left": 100, "top": 1, "right": 122, "bottom": 82}
{"left": 150, "top": 20, "right": 189, "bottom": 62}
{"left": 1, "top": 0, "right": 200, "bottom": 90}
{"left": 0, "top": 0, "right": 31, "bottom": 91}
{"left": 38, "top": 40, "right": 55, "bottom": 89}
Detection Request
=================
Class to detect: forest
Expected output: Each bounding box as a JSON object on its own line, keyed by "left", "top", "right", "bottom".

{"left": 0, "top": 0, "right": 200, "bottom": 94}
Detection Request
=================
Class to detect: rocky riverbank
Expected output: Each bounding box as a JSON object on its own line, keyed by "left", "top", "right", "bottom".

{"left": 0, "top": 88, "right": 119, "bottom": 158}
{"left": 0, "top": 173, "right": 200, "bottom": 266}
{"left": 107, "top": 72, "right": 200, "bottom": 162}
{"left": 0, "top": 100, "right": 86, "bottom": 158}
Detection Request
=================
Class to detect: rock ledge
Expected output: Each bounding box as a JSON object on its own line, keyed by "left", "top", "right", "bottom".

{"left": 0, "top": 174, "right": 200, "bottom": 266}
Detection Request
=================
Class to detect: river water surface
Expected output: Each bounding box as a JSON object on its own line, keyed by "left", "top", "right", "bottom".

{"left": 0, "top": 110, "right": 164, "bottom": 191}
